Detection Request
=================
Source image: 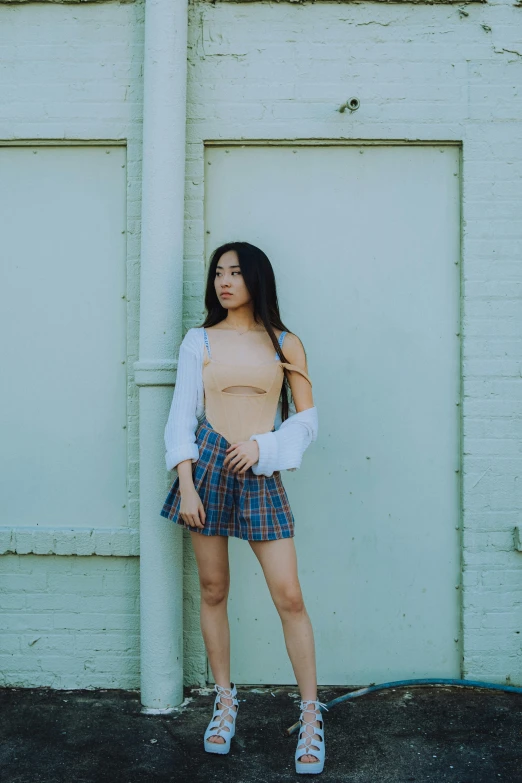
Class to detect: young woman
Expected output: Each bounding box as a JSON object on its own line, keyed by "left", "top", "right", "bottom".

{"left": 160, "top": 241, "right": 327, "bottom": 774}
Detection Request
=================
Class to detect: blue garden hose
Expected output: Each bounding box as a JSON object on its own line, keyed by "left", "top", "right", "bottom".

{"left": 285, "top": 678, "right": 522, "bottom": 736}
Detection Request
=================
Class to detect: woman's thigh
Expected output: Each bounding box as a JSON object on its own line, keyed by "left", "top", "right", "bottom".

{"left": 190, "top": 531, "right": 230, "bottom": 590}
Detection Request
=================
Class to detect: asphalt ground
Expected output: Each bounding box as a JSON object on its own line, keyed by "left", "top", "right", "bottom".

{"left": 1, "top": 683, "right": 521, "bottom": 782}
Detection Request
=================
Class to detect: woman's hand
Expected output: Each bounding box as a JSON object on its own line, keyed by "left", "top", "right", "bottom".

{"left": 224, "top": 440, "right": 260, "bottom": 473}
{"left": 179, "top": 486, "right": 206, "bottom": 529}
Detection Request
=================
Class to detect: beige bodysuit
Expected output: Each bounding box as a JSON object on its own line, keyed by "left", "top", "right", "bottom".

{"left": 202, "top": 327, "right": 312, "bottom": 444}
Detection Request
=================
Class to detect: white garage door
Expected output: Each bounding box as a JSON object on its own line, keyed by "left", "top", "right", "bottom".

{"left": 0, "top": 145, "right": 127, "bottom": 530}
{"left": 204, "top": 143, "right": 461, "bottom": 685}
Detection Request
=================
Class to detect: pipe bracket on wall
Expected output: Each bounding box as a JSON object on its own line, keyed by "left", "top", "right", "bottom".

{"left": 339, "top": 97, "right": 360, "bottom": 113}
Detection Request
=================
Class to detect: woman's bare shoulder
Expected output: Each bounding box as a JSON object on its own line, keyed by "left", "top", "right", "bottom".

{"left": 276, "top": 327, "right": 300, "bottom": 341}
{"left": 281, "top": 331, "right": 306, "bottom": 364}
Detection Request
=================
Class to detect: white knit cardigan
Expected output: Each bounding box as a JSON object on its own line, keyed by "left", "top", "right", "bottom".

{"left": 164, "top": 327, "right": 319, "bottom": 477}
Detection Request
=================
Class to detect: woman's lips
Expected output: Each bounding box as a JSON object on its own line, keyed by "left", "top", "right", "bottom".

{"left": 220, "top": 293, "right": 232, "bottom": 297}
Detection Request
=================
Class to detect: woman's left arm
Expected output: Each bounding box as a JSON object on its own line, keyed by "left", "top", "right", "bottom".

{"left": 280, "top": 332, "right": 315, "bottom": 412}
{"left": 249, "top": 333, "right": 319, "bottom": 477}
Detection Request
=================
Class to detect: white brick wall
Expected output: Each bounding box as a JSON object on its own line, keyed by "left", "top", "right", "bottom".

{"left": 1, "top": 0, "right": 521, "bottom": 688}
{"left": 0, "top": 555, "right": 139, "bottom": 688}
{"left": 182, "top": 0, "right": 522, "bottom": 687}
{"left": 0, "top": 0, "right": 144, "bottom": 689}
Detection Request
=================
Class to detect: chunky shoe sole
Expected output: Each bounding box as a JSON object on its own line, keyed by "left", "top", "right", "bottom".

{"left": 295, "top": 758, "right": 325, "bottom": 775}
{"left": 204, "top": 736, "right": 234, "bottom": 755}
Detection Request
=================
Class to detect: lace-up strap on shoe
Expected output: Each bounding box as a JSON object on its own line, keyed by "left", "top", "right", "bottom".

{"left": 214, "top": 683, "right": 238, "bottom": 701}
{"left": 296, "top": 700, "right": 327, "bottom": 758}
{"left": 299, "top": 699, "right": 328, "bottom": 714}
{"left": 204, "top": 682, "right": 239, "bottom": 754}
{"left": 206, "top": 683, "right": 238, "bottom": 737}
{"left": 214, "top": 683, "right": 239, "bottom": 710}
{"left": 208, "top": 704, "right": 235, "bottom": 730}
{"left": 295, "top": 698, "right": 327, "bottom": 773}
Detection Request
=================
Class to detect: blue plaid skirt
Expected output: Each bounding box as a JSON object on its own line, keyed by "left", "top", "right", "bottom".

{"left": 160, "top": 416, "right": 295, "bottom": 541}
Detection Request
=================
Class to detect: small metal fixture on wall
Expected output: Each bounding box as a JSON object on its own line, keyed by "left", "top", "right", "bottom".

{"left": 339, "top": 97, "right": 360, "bottom": 113}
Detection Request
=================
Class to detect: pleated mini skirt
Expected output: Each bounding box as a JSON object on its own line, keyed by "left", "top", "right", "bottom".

{"left": 160, "top": 416, "right": 295, "bottom": 541}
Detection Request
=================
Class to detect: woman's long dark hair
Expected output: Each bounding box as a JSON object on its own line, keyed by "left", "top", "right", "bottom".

{"left": 198, "top": 241, "right": 295, "bottom": 423}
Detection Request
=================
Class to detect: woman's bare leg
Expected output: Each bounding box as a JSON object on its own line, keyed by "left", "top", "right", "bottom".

{"left": 190, "top": 531, "right": 236, "bottom": 743}
{"left": 249, "top": 537, "right": 322, "bottom": 764}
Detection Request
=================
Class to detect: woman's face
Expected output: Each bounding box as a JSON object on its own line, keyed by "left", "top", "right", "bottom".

{"left": 214, "top": 250, "right": 252, "bottom": 309}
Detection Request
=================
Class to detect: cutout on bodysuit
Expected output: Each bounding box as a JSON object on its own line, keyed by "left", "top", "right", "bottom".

{"left": 222, "top": 386, "right": 267, "bottom": 395}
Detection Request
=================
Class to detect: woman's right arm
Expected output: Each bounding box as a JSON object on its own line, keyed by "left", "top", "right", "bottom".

{"left": 164, "top": 335, "right": 200, "bottom": 473}
{"left": 164, "top": 334, "right": 206, "bottom": 528}
{"left": 176, "top": 459, "right": 196, "bottom": 494}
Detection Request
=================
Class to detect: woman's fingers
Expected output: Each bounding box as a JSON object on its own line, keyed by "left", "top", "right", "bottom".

{"left": 229, "top": 452, "right": 246, "bottom": 470}
{"left": 224, "top": 444, "right": 256, "bottom": 473}
{"left": 179, "top": 496, "right": 206, "bottom": 528}
{"left": 227, "top": 453, "right": 252, "bottom": 473}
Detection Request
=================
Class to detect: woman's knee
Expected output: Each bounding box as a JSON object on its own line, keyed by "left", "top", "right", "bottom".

{"left": 200, "top": 576, "right": 229, "bottom": 607}
{"left": 273, "top": 583, "right": 305, "bottom": 615}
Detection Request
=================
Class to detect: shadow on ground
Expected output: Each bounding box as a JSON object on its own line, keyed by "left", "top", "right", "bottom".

{"left": 0, "top": 684, "right": 521, "bottom": 782}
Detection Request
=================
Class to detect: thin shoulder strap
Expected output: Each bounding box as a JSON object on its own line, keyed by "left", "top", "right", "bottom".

{"left": 281, "top": 362, "right": 312, "bottom": 386}
{"left": 274, "top": 330, "right": 287, "bottom": 360}
{"left": 202, "top": 327, "right": 211, "bottom": 359}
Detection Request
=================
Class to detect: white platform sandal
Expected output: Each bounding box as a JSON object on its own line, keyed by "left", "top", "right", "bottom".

{"left": 203, "top": 682, "right": 239, "bottom": 755}
{"left": 295, "top": 698, "right": 328, "bottom": 774}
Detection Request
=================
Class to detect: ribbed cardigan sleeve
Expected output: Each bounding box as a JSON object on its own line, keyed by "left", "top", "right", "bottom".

{"left": 248, "top": 405, "right": 319, "bottom": 478}
{"left": 164, "top": 331, "right": 200, "bottom": 472}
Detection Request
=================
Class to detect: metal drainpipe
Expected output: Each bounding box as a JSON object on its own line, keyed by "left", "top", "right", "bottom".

{"left": 134, "top": 0, "right": 189, "bottom": 713}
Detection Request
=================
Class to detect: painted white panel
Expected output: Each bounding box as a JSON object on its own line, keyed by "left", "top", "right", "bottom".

{"left": 205, "top": 144, "right": 461, "bottom": 685}
{"left": 0, "top": 146, "right": 127, "bottom": 528}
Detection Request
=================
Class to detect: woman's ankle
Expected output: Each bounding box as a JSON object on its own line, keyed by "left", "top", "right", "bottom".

{"left": 215, "top": 680, "right": 233, "bottom": 690}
